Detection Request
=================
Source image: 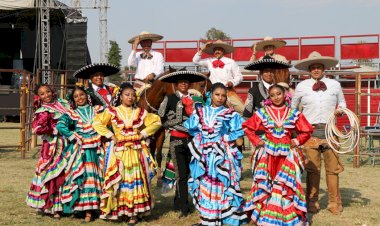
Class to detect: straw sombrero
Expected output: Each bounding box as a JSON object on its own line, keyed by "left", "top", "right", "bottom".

{"left": 203, "top": 40, "right": 235, "bottom": 55}
{"left": 277, "top": 82, "right": 290, "bottom": 89}
{"left": 159, "top": 71, "right": 207, "bottom": 83}
{"left": 244, "top": 55, "right": 291, "bottom": 71}
{"left": 254, "top": 36, "right": 287, "bottom": 51}
{"left": 73, "top": 63, "right": 120, "bottom": 79}
{"left": 128, "top": 31, "right": 163, "bottom": 44}
{"left": 294, "top": 51, "right": 338, "bottom": 71}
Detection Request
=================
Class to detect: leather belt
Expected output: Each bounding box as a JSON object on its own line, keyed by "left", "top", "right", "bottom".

{"left": 312, "top": 123, "right": 326, "bottom": 129}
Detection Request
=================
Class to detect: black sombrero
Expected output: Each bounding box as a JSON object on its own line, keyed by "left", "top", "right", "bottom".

{"left": 159, "top": 71, "right": 208, "bottom": 83}
{"left": 73, "top": 63, "right": 120, "bottom": 79}
{"left": 244, "top": 55, "right": 291, "bottom": 71}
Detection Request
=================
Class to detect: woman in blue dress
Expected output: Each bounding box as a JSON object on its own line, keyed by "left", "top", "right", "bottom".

{"left": 184, "top": 82, "right": 247, "bottom": 226}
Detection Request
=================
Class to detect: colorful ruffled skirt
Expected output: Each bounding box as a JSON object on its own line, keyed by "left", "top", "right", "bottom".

{"left": 188, "top": 138, "right": 247, "bottom": 226}
{"left": 61, "top": 142, "right": 104, "bottom": 213}
{"left": 26, "top": 136, "right": 67, "bottom": 213}
{"left": 245, "top": 144, "right": 308, "bottom": 226}
{"left": 100, "top": 141, "right": 156, "bottom": 220}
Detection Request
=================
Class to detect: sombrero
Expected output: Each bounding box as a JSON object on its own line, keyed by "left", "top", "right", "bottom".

{"left": 203, "top": 40, "right": 235, "bottom": 55}
{"left": 254, "top": 36, "right": 287, "bottom": 51}
{"left": 73, "top": 63, "right": 120, "bottom": 79}
{"left": 159, "top": 71, "right": 207, "bottom": 83}
{"left": 277, "top": 82, "right": 290, "bottom": 89}
{"left": 244, "top": 55, "right": 291, "bottom": 71}
{"left": 128, "top": 31, "right": 163, "bottom": 44}
{"left": 294, "top": 51, "right": 338, "bottom": 71}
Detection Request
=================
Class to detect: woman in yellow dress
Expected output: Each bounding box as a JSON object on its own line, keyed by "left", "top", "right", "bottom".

{"left": 92, "top": 82, "right": 161, "bottom": 225}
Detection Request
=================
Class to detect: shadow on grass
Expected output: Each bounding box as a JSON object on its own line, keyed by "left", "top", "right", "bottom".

{"left": 308, "top": 187, "right": 370, "bottom": 225}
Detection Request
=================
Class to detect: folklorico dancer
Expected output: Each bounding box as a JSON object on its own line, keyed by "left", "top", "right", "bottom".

{"left": 243, "top": 55, "right": 291, "bottom": 119}
{"left": 184, "top": 82, "right": 247, "bottom": 226}
{"left": 157, "top": 71, "right": 208, "bottom": 218}
{"left": 243, "top": 84, "right": 313, "bottom": 226}
{"left": 26, "top": 84, "right": 70, "bottom": 218}
{"left": 127, "top": 31, "right": 164, "bottom": 98}
{"left": 92, "top": 83, "right": 161, "bottom": 224}
{"left": 291, "top": 51, "right": 345, "bottom": 215}
{"left": 192, "top": 40, "right": 245, "bottom": 114}
{"left": 56, "top": 86, "right": 104, "bottom": 222}
{"left": 73, "top": 63, "right": 120, "bottom": 107}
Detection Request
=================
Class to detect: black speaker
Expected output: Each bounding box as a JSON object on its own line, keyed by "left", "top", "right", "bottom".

{"left": 65, "top": 19, "right": 91, "bottom": 77}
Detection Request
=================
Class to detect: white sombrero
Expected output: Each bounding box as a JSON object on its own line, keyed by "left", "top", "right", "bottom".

{"left": 203, "top": 40, "right": 235, "bottom": 55}
{"left": 128, "top": 31, "right": 163, "bottom": 44}
{"left": 159, "top": 71, "right": 208, "bottom": 83}
{"left": 254, "top": 36, "right": 287, "bottom": 51}
{"left": 294, "top": 51, "right": 338, "bottom": 71}
{"left": 73, "top": 63, "right": 120, "bottom": 79}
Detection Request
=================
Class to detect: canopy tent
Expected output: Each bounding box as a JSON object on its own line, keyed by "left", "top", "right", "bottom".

{"left": 0, "top": 0, "right": 35, "bottom": 10}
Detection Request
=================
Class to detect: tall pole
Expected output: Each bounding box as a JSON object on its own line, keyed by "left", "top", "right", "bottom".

{"left": 40, "top": 0, "right": 51, "bottom": 84}
{"left": 99, "top": 0, "right": 108, "bottom": 63}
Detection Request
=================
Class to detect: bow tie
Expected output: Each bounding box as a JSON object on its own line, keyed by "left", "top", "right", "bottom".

{"left": 182, "top": 96, "right": 194, "bottom": 116}
{"left": 97, "top": 87, "right": 110, "bottom": 104}
{"left": 212, "top": 59, "right": 225, "bottom": 69}
{"left": 312, "top": 81, "right": 327, "bottom": 91}
{"left": 140, "top": 53, "right": 153, "bottom": 59}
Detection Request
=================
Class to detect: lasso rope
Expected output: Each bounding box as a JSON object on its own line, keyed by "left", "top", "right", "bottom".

{"left": 325, "top": 108, "right": 360, "bottom": 154}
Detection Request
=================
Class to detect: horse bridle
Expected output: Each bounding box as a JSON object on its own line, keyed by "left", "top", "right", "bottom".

{"left": 144, "top": 88, "right": 159, "bottom": 112}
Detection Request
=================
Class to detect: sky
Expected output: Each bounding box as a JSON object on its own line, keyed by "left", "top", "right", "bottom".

{"left": 81, "top": 0, "right": 380, "bottom": 66}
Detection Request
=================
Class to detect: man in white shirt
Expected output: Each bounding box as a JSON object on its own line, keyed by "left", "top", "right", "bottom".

{"left": 192, "top": 40, "right": 244, "bottom": 114}
{"left": 292, "top": 51, "right": 345, "bottom": 215}
{"left": 127, "top": 31, "right": 164, "bottom": 96}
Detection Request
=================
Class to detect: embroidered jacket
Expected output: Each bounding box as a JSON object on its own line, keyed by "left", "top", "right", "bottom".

{"left": 158, "top": 91, "right": 190, "bottom": 133}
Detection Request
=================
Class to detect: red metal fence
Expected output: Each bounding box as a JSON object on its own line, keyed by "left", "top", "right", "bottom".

{"left": 139, "top": 34, "right": 380, "bottom": 63}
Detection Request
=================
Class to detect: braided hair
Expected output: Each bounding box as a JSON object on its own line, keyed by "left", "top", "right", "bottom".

{"left": 112, "top": 82, "right": 136, "bottom": 107}
{"left": 68, "top": 86, "right": 95, "bottom": 109}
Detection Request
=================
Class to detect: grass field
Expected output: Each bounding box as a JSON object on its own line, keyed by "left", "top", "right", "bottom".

{"left": 1, "top": 123, "right": 380, "bottom": 226}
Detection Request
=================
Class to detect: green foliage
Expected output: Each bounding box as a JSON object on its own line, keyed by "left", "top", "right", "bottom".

{"left": 107, "top": 40, "right": 123, "bottom": 85}
{"left": 107, "top": 40, "right": 122, "bottom": 67}
{"left": 204, "top": 27, "right": 231, "bottom": 41}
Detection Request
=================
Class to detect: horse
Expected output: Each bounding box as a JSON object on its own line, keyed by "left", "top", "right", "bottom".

{"left": 137, "top": 67, "right": 211, "bottom": 172}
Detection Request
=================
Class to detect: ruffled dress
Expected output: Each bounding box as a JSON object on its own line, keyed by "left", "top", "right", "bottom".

{"left": 56, "top": 104, "right": 104, "bottom": 213}
{"left": 26, "top": 98, "right": 70, "bottom": 213}
{"left": 184, "top": 106, "right": 247, "bottom": 226}
{"left": 243, "top": 105, "right": 313, "bottom": 226}
{"left": 92, "top": 106, "right": 161, "bottom": 220}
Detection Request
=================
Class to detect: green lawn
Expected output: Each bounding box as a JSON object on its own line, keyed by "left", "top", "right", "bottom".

{"left": 1, "top": 123, "right": 380, "bottom": 226}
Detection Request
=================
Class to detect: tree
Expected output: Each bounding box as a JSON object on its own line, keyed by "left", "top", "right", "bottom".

{"left": 107, "top": 40, "right": 123, "bottom": 85}
{"left": 107, "top": 40, "right": 122, "bottom": 67}
{"left": 203, "top": 27, "right": 231, "bottom": 41}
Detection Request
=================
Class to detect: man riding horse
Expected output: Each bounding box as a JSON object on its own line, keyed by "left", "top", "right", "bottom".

{"left": 192, "top": 40, "right": 245, "bottom": 114}
{"left": 127, "top": 31, "right": 164, "bottom": 98}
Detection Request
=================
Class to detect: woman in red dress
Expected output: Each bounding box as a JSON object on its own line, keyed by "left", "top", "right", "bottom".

{"left": 243, "top": 84, "right": 313, "bottom": 226}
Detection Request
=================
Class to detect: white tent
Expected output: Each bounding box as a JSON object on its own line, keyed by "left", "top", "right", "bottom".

{"left": 0, "top": 0, "right": 35, "bottom": 10}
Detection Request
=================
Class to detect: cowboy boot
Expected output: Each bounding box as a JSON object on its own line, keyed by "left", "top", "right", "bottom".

{"left": 306, "top": 172, "right": 321, "bottom": 213}
{"left": 337, "top": 177, "right": 343, "bottom": 212}
{"left": 326, "top": 174, "right": 340, "bottom": 215}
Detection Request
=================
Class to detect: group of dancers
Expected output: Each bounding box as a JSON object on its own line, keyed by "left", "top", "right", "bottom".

{"left": 26, "top": 31, "right": 346, "bottom": 226}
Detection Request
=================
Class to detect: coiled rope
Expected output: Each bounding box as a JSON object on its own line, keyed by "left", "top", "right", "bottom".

{"left": 325, "top": 108, "right": 360, "bottom": 154}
